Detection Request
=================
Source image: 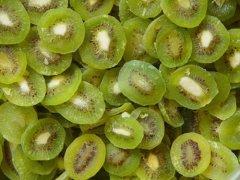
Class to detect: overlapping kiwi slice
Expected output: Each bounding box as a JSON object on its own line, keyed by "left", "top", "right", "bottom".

{"left": 190, "top": 15, "right": 230, "bottom": 63}
{"left": 118, "top": 60, "right": 166, "bottom": 106}
{"left": 82, "top": 68, "right": 105, "bottom": 87}
{"left": 106, "top": 102, "right": 135, "bottom": 117}
{"left": 168, "top": 65, "right": 218, "bottom": 109}
{"left": 38, "top": 8, "right": 85, "bottom": 54}
{"left": 119, "top": 0, "right": 135, "bottom": 23}
{"left": 64, "top": 134, "right": 106, "bottom": 180}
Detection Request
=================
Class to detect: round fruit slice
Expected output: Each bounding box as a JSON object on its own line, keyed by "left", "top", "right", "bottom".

{"left": 42, "top": 64, "right": 82, "bottom": 106}
{"left": 170, "top": 133, "right": 211, "bottom": 177}
{"left": 190, "top": 16, "right": 230, "bottom": 63}
{"left": 80, "top": 15, "right": 126, "bottom": 69}
{"left": 168, "top": 65, "right": 218, "bottom": 109}
{"left": 82, "top": 68, "right": 105, "bottom": 87}
{"left": 161, "top": 0, "right": 208, "bottom": 28}
{"left": 118, "top": 60, "right": 166, "bottom": 106}
{"left": 103, "top": 143, "right": 141, "bottom": 176}
{"left": 0, "top": 0, "right": 30, "bottom": 44}
{"left": 119, "top": 0, "right": 135, "bottom": 23}
{"left": 64, "top": 134, "right": 106, "bottom": 180}
{"left": 21, "top": 118, "right": 66, "bottom": 160}
{"left": 106, "top": 102, "right": 135, "bottom": 117}
{"left": 54, "top": 81, "right": 105, "bottom": 124}
{"left": 104, "top": 113, "right": 144, "bottom": 149}
{"left": 38, "top": 8, "right": 85, "bottom": 54}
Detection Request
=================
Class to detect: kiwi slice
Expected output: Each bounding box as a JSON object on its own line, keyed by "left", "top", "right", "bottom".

{"left": 119, "top": 0, "right": 135, "bottom": 23}
{"left": 106, "top": 102, "right": 135, "bottom": 116}
{"left": 202, "top": 141, "right": 239, "bottom": 180}
{"left": 168, "top": 65, "right": 218, "bottom": 109}
{"left": 64, "top": 134, "right": 106, "bottom": 180}
{"left": 131, "top": 107, "right": 165, "bottom": 150}
{"left": 103, "top": 143, "right": 141, "bottom": 176}
{"left": 38, "top": 8, "right": 85, "bottom": 54}
{"left": 70, "top": 0, "right": 114, "bottom": 20}
{"left": 118, "top": 60, "right": 166, "bottom": 106}
{"left": 100, "top": 67, "right": 128, "bottom": 106}
{"left": 136, "top": 143, "right": 175, "bottom": 180}
{"left": 127, "top": 0, "right": 162, "bottom": 18}
{"left": 0, "top": 0, "right": 30, "bottom": 44}
{"left": 42, "top": 64, "right": 82, "bottom": 106}
{"left": 1, "top": 68, "right": 46, "bottom": 106}
{"left": 161, "top": 0, "right": 207, "bottom": 28}
{"left": 82, "top": 68, "right": 105, "bottom": 87}
{"left": 21, "top": 0, "right": 68, "bottom": 25}
{"left": 80, "top": 15, "right": 126, "bottom": 69}
{"left": 110, "top": 174, "right": 140, "bottom": 180}
{"left": 105, "top": 113, "right": 144, "bottom": 149}
{"left": 21, "top": 118, "right": 66, "bottom": 160}
{"left": 190, "top": 16, "right": 230, "bottom": 64}
{"left": 21, "top": 27, "right": 72, "bottom": 76}
{"left": 170, "top": 132, "right": 211, "bottom": 177}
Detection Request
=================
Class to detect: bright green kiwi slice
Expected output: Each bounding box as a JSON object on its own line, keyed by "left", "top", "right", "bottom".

{"left": 70, "top": 0, "right": 114, "bottom": 20}
{"left": 203, "top": 141, "right": 239, "bottom": 180}
{"left": 161, "top": 0, "right": 208, "bottom": 28}
{"left": 100, "top": 67, "right": 128, "bottom": 106}
{"left": 82, "top": 68, "right": 105, "bottom": 87}
{"left": 0, "top": 46, "right": 27, "bottom": 84}
{"left": 64, "top": 134, "right": 106, "bottom": 180}
{"left": 21, "top": 27, "right": 72, "bottom": 76}
{"left": 106, "top": 102, "right": 135, "bottom": 117}
{"left": 190, "top": 16, "right": 230, "bottom": 63}
{"left": 131, "top": 107, "right": 165, "bottom": 150}
{"left": 42, "top": 64, "right": 82, "bottom": 106}
{"left": 55, "top": 81, "right": 105, "bottom": 124}
{"left": 0, "top": 0, "right": 30, "bottom": 44}
{"left": 21, "top": 0, "right": 68, "bottom": 25}
{"left": 80, "top": 15, "right": 126, "bottom": 69}
{"left": 127, "top": 0, "right": 162, "bottom": 18}
{"left": 0, "top": 102, "right": 37, "bottom": 144}
{"left": 38, "top": 8, "right": 85, "bottom": 54}
{"left": 103, "top": 143, "right": 141, "bottom": 176}
{"left": 170, "top": 133, "right": 211, "bottom": 177}
{"left": 118, "top": 60, "right": 166, "bottom": 106}
{"left": 1, "top": 68, "right": 46, "bottom": 106}
{"left": 119, "top": 0, "right": 135, "bottom": 23}
{"left": 105, "top": 113, "right": 144, "bottom": 149}
{"left": 168, "top": 65, "right": 218, "bottom": 109}
{"left": 21, "top": 118, "right": 66, "bottom": 160}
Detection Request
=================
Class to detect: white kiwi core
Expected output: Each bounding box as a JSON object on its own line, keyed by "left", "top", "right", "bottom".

{"left": 179, "top": 76, "right": 203, "bottom": 97}
{"left": 47, "top": 76, "right": 65, "bottom": 89}
{"left": 35, "top": 132, "right": 51, "bottom": 145}
{"left": 229, "top": 51, "right": 240, "bottom": 69}
{"left": 89, "top": 0, "right": 98, "bottom": 6}
{"left": 53, "top": 23, "right": 68, "bottom": 36}
{"left": 0, "top": 12, "right": 14, "bottom": 27}
{"left": 200, "top": 30, "right": 214, "bottom": 48}
{"left": 113, "top": 82, "right": 121, "bottom": 95}
{"left": 71, "top": 96, "right": 89, "bottom": 109}
{"left": 147, "top": 153, "right": 159, "bottom": 171}
{"left": 29, "top": 0, "right": 52, "bottom": 7}
{"left": 112, "top": 127, "right": 131, "bottom": 137}
{"left": 96, "top": 30, "right": 111, "bottom": 51}
{"left": 19, "top": 79, "right": 31, "bottom": 94}
{"left": 178, "top": 0, "right": 191, "bottom": 9}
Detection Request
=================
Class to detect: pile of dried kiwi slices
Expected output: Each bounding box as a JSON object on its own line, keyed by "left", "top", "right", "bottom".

{"left": 0, "top": 0, "right": 240, "bottom": 179}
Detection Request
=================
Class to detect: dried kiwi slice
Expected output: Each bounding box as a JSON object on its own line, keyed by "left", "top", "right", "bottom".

{"left": 119, "top": 0, "right": 135, "bottom": 23}
{"left": 118, "top": 60, "right": 166, "bottom": 106}
{"left": 82, "top": 68, "right": 105, "bottom": 87}
{"left": 106, "top": 102, "right": 135, "bottom": 117}
{"left": 131, "top": 107, "right": 165, "bottom": 150}
{"left": 42, "top": 64, "right": 82, "bottom": 106}
{"left": 55, "top": 81, "right": 105, "bottom": 124}
{"left": 21, "top": 118, "right": 66, "bottom": 160}
{"left": 190, "top": 16, "right": 230, "bottom": 63}
{"left": 1, "top": 68, "right": 46, "bottom": 106}
{"left": 104, "top": 113, "right": 144, "bottom": 149}
{"left": 168, "top": 65, "right": 218, "bottom": 109}
{"left": 0, "top": 0, "right": 30, "bottom": 44}
{"left": 0, "top": 46, "right": 27, "bottom": 84}
{"left": 38, "top": 8, "right": 85, "bottom": 54}
{"left": 170, "top": 133, "right": 211, "bottom": 177}
{"left": 161, "top": 0, "right": 208, "bottom": 28}
{"left": 110, "top": 174, "right": 140, "bottom": 180}
{"left": 64, "top": 134, "right": 106, "bottom": 180}
{"left": 21, "top": 27, "right": 72, "bottom": 76}
{"left": 103, "top": 143, "right": 141, "bottom": 176}
{"left": 80, "top": 15, "right": 126, "bottom": 69}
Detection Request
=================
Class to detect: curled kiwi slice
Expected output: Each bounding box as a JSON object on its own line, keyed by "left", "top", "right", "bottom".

{"left": 82, "top": 68, "right": 105, "bottom": 87}
{"left": 119, "top": 0, "right": 135, "bottom": 23}
{"left": 190, "top": 16, "right": 230, "bottom": 64}
{"left": 1, "top": 68, "right": 46, "bottom": 106}
{"left": 55, "top": 81, "right": 105, "bottom": 124}
{"left": 38, "top": 8, "right": 85, "bottom": 54}
{"left": 118, "top": 60, "right": 166, "bottom": 106}
{"left": 42, "top": 64, "right": 82, "bottom": 106}
{"left": 0, "top": 0, "right": 30, "bottom": 44}
{"left": 21, "top": 118, "right": 66, "bottom": 160}
{"left": 106, "top": 102, "right": 135, "bottom": 117}
{"left": 80, "top": 15, "right": 126, "bottom": 69}
{"left": 64, "top": 134, "right": 106, "bottom": 180}
{"left": 170, "top": 133, "right": 211, "bottom": 177}
{"left": 103, "top": 143, "right": 141, "bottom": 176}
{"left": 0, "top": 46, "right": 27, "bottom": 84}
{"left": 168, "top": 65, "right": 218, "bottom": 109}
{"left": 105, "top": 113, "right": 144, "bottom": 149}
{"left": 131, "top": 107, "right": 165, "bottom": 150}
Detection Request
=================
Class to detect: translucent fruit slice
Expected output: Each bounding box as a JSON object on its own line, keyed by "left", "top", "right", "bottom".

{"left": 106, "top": 102, "right": 135, "bottom": 117}
{"left": 82, "top": 68, "right": 105, "bottom": 87}
{"left": 119, "top": 0, "right": 135, "bottom": 23}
